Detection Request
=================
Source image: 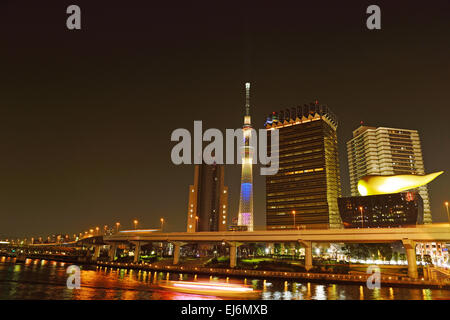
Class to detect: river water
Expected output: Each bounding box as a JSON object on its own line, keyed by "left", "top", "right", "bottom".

{"left": 0, "top": 257, "right": 449, "bottom": 300}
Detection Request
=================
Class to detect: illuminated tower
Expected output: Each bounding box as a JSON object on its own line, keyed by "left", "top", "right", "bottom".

{"left": 238, "top": 82, "right": 254, "bottom": 231}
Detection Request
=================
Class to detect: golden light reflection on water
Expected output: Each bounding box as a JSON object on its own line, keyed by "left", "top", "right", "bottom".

{"left": 422, "top": 289, "right": 432, "bottom": 300}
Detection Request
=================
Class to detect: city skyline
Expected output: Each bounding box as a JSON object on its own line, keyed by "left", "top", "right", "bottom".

{"left": 1, "top": 1, "right": 449, "bottom": 238}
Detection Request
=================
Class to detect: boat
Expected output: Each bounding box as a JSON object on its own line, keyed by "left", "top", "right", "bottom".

{"left": 158, "top": 280, "right": 260, "bottom": 298}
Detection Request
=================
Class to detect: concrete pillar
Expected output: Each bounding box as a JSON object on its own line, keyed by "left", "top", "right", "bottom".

{"left": 172, "top": 242, "right": 184, "bottom": 265}
{"left": 299, "top": 240, "right": 313, "bottom": 271}
{"left": 108, "top": 243, "right": 117, "bottom": 262}
{"left": 93, "top": 245, "right": 101, "bottom": 261}
{"left": 227, "top": 242, "right": 243, "bottom": 268}
{"left": 402, "top": 239, "right": 418, "bottom": 279}
{"left": 229, "top": 242, "right": 237, "bottom": 268}
{"left": 133, "top": 242, "right": 141, "bottom": 263}
{"left": 423, "top": 266, "right": 428, "bottom": 280}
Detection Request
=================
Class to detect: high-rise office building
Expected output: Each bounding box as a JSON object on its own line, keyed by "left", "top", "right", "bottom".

{"left": 238, "top": 82, "right": 254, "bottom": 231}
{"left": 346, "top": 125, "right": 432, "bottom": 224}
{"left": 186, "top": 164, "right": 228, "bottom": 232}
{"left": 264, "top": 102, "right": 342, "bottom": 229}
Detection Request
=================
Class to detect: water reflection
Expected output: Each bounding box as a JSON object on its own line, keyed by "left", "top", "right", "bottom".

{"left": 1, "top": 258, "right": 450, "bottom": 300}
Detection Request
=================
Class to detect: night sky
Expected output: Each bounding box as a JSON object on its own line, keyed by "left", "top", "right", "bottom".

{"left": 1, "top": 0, "right": 449, "bottom": 238}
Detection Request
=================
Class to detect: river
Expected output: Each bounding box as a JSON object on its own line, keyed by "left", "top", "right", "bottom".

{"left": 0, "top": 257, "right": 449, "bottom": 300}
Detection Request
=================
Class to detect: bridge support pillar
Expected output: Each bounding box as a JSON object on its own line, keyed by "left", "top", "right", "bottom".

{"left": 132, "top": 242, "right": 142, "bottom": 263}
{"left": 93, "top": 245, "right": 101, "bottom": 261}
{"left": 227, "top": 242, "right": 243, "bottom": 268}
{"left": 171, "top": 242, "right": 187, "bottom": 265}
{"left": 299, "top": 240, "right": 313, "bottom": 271}
{"left": 108, "top": 243, "right": 117, "bottom": 262}
{"left": 130, "top": 241, "right": 148, "bottom": 263}
{"left": 402, "top": 239, "right": 418, "bottom": 279}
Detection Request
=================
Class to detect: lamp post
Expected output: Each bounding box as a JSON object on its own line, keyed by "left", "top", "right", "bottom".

{"left": 445, "top": 202, "right": 449, "bottom": 222}
{"left": 195, "top": 216, "right": 199, "bottom": 231}
{"left": 95, "top": 227, "right": 99, "bottom": 235}
{"left": 133, "top": 220, "right": 138, "bottom": 230}
{"left": 359, "top": 206, "right": 364, "bottom": 228}
{"left": 292, "top": 210, "right": 296, "bottom": 230}
{"left": 116, "top": 222, "right": 120, "bottom": 233}
{"left": 160, "top": 218, "right": 164, "bottom": 232}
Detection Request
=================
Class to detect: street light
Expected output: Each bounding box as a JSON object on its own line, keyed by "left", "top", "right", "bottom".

{"left": 160, "top": 218, "right": 164, "bottom": 232}
{"left": 359, "top": 206, "right": 364, "bottom": 228}
{"left": 292, "top": 210, "right": 296, "bottom": 230}
{"left": 133, "top": 220, "right": 138, "bottom": 230}
{"left": 195, "top": 216, "right": 199, "bottom": 230}
{"left": 445, "top": 202, "right": 449, "bottom": 222}
{"left": 95, "top": 227, "right": 99, "bottom": 235}
{"left": 116, "top": 222, "right": 120, "bottom": 233}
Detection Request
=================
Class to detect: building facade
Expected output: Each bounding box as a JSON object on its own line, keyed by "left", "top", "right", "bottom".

{"left": 264, "top": 102, "right": 342, "bottom": 229}
{"left": 186, "top": 164, "right": 228, "bottom": 232}
{"left": 346, "top": 125, "right": 432, "bottom": 224}
{"left": 338, "top": 191, "right": 424, "bottom": 228}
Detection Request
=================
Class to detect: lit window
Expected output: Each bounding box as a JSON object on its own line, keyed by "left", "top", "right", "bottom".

{"left": 190, "top": 215, "right": 193, "bottom": 218}
{"left": 222, "top": 221, "right": 226, "bottom": 224}
{"left": 189, "top": 225, "right": 192, "bottom": 228}
{"left": 223, "top": 205, "right": 226, "bottom": 208}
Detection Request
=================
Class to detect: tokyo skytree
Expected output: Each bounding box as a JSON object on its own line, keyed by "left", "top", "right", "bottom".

{"left": 237, "top": 82, "right": 254, "bottom": 231}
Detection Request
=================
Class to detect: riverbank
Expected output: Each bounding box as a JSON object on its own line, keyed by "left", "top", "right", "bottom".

{"left": 96, "top": 260, "right": 450, "bottom": 290}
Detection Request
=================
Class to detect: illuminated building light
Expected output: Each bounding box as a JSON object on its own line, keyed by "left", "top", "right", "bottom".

{"left": 357, "top": 171, "right": 443, "bottom": 196}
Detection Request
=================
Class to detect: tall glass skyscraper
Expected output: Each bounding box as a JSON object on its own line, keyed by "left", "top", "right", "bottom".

{"left": 237, "top": 82, "right": 254, "bottom": 231}
{"left": 264, "top": 102, "right": 342, "bottom": 229}
{"left": 346, "top": 125, "right": 432, "bottom": 224}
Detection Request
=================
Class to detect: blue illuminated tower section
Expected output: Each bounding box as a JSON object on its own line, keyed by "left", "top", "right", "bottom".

{"left": 238, "top": 82, "right": 254, "bottom": 231}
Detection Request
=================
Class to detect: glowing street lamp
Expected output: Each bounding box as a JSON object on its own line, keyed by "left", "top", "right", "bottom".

{"left": 292, "top": 210, "right": 296, "bottom": 230}
{"left": 160, "top": 218, "right": 165, "bottom": 232}
{"left": 195, "top": 216, "right": 199, "bottom": 230}
{"left": 133, "top": 220, "right": 138, "bottom": 230}
{"left": 445, "top": 202, "right": 449, "bottom": 222}
{"left": 359, "top": 206, "right": 364, "bottom": 228}
{"left": 95, "top": 227, "right": 99, "bottom": 235}
{"left": 116, "top": 222, "right": 120, "bottom": 233}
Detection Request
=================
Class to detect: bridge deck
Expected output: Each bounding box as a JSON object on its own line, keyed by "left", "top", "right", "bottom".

{"left": 104, "top": 226, "right": 450, "bottom": 243}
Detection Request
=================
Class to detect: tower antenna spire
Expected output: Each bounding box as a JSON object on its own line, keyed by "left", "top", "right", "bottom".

{"left": 245, "top": 82, "right": 250, "bottom": 117}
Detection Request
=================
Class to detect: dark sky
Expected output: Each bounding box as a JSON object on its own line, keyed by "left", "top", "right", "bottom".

{"left": 0, "top": 0, "right": 449, "bottom": 238}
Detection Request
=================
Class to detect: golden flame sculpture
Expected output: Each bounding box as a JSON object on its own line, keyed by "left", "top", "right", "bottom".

{"left": 357, "top": 171, "right": 443, "bottom": 196}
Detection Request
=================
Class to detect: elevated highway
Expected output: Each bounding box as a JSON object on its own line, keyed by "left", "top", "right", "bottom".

{"left": 103, "top": 225, "right": 450, "bottom": 279}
